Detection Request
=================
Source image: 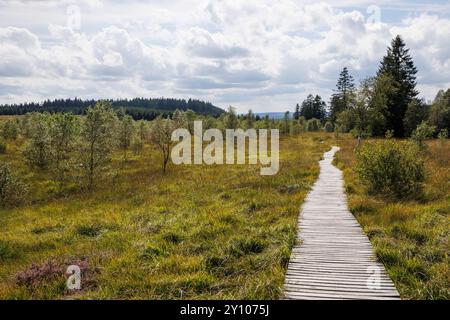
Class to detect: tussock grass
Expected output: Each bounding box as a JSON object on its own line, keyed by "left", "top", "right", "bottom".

{"left": 0, "top": 130, "right": 332, "bottom": 299}
{"left": 335, "top": 136, "right": 449, "bottom": 300}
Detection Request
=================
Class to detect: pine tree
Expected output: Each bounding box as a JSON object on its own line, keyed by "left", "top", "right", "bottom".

{"left": 293, "top": 104, "right": 300, "bottom": 120}
{"left": 330, "top": 67, "right": 355, "bottom": 122}
{"left": 376, "top": 35, "right": 418, "bottom": 137}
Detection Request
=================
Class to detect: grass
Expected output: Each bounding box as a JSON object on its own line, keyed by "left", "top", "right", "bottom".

{"left": 334, "top": 136, "right": 449, "bottom": 300}
{"left": 0, "top": 129, "right": 333, "bottom": 299}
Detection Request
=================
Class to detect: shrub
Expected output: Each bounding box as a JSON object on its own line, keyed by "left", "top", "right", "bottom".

{"left": 411, "top": 121, "right": 436, "bottom": 148}
{"left": 356, "top": 140, "right": 425, "bottom": 199}
{"left": 0, "top": 142, "right": 6, "bottom": 154}
{"left": 324, "top": 121, "right": 333, "bottom": 132}
{"left": 438, "top": 129, "right": 448, "bottom": 145}
{"left": 0, "top": 240, "right": 21, "bottom": 261}
{"left": 306, "top": 118, "right": 320, "bottom": 132}
{"left": 0, "top": 163, "right": 28, "bottom": 207}
{"left": 1, "top": 120, "right": 19, "bottom": 140}
{"left": 298, "top": 116, "right": 307, "bottom": 132}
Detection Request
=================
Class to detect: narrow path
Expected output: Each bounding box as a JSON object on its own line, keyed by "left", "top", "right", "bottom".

{"left": 284, "top": 146, "right": 400, "bottom": 300}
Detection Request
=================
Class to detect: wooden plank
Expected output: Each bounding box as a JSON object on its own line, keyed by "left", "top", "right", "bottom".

{"left": 283, "top": 146, "right": 400, "bottom": 300}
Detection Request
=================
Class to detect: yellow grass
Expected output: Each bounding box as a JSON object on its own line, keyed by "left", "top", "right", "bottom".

{"left": 0, "top": 131, "right": 333, "bottom": 299}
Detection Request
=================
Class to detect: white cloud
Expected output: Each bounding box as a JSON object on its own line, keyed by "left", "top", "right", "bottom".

{"left": 0, "top": 0, "right": 449, "bottom": 112}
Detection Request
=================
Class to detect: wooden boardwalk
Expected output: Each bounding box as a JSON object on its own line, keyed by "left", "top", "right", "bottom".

{"left": 284, "top": 146, "right": 400, "bottom": 300}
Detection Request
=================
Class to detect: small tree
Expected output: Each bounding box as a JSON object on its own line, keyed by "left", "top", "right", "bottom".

{"left": 118, "top": 114, "right": 135, "bottom": 161}
{"left": 224, "top": 106, "right": 238, "bottom": 129}
{"left": 172, "top": 109, "right": 188, "bottom": 129}
{"left": 428, "top": 89, "right": 450, "bottom": 133}
{"left": 2, "top": 120, "right": 19, "bottom": 140}
{"left": 79, "top": 102, "right": 118, "bottom": 190}
{"left": 246, "top": 109, "right": 255, "bottom": 129}
{"left": 336, "top": 109, "right": 355, "bottom": 133}
{"left": 137, "top": 120, "right": 149, "bottom": 143}
{"left": 411, "top": 121, "right": 436, "bottom": 148}
{"left": 131, "top": 136, "right": 144, "bottom": 155}
{"left": 438, "top": 129, "right": 448, "bottom": 145}
{"left": 150, "top": 116, "right": 175, "bottom": 174}
{"left": 307, "top": 118, "right": 320, "bottom": 132}
{"left": 0, "top": 163, "right": 27, "bottom": 207}
{"left": 185, "top": 109, "right": 196, "bottom": 133}
{"left": 23, "top": 113, "right": 51, "bottom": 170}
{"left": 403, "top": 99, "right": 429, "bottom": 137}
{"left": 48, "top": 113, "right": 79, "bottom": 187}
{"left": 350, "top": 78, "right": 372, "bottom": 146}
{"left": 19, "top": 115, "right": 31, "bottom": 138}
{"left": 298, "top": 116, "right": 307, "bottom": 132}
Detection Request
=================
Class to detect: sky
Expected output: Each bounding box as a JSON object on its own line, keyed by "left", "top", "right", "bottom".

{"left": 0, "top": 0, "right": 449, "bottom": 113}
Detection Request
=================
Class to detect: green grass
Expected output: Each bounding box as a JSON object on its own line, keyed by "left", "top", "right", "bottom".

{"left": 335, "top": 136, "right": 449, "bottom": 300}
{"left": 0, "top": 131, "right": 332, "bottom": 299}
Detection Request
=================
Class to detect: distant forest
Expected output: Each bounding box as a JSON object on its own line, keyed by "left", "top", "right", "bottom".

{"left": 0, "top": 97, "right": 225, "bottom": 120}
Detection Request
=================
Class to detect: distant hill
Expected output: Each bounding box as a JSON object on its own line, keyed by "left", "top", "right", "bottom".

{"left": 0, "top": 97, "right": 225, "bottom": 120}
{"left": 254, "top": 112, "right": 292, "bottom": 119}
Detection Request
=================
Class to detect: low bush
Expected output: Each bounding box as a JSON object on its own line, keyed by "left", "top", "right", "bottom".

{"left": 324, "top": 121, "right": 333, "bottom": 132}
{"left": 356, "top": 140, "right": 425, "bottom": 199}
{"left": 75, "top": 224, "right": 102, "bottom": 237}
{"left": 306, "top": 119, "right": 320, "bottom": 132}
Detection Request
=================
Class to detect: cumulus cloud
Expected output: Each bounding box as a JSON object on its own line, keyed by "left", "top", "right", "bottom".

{"left": 0, "top": 0, "right": 449, "bottom": 111}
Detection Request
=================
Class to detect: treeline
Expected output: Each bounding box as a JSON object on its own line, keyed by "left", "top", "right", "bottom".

{"left": 292, "top": 35, "right": 450, "bottom": 140}
{"left": 0, "top": 97, "right": 224, "bottom": 120}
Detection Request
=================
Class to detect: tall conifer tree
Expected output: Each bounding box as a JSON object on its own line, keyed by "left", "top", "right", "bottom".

{"left": 376, "top": 35, "right": 418, "bottom": 137}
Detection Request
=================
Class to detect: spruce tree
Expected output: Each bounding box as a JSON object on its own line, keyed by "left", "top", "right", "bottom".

{"left": 376, "top": 35, "right": 418, "bottom": 137}
{"left": 330, "top": 67, "right": 355, "bottom": 122}
{"left": 299, "top": 94, "right": 326, "bottom": 120}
